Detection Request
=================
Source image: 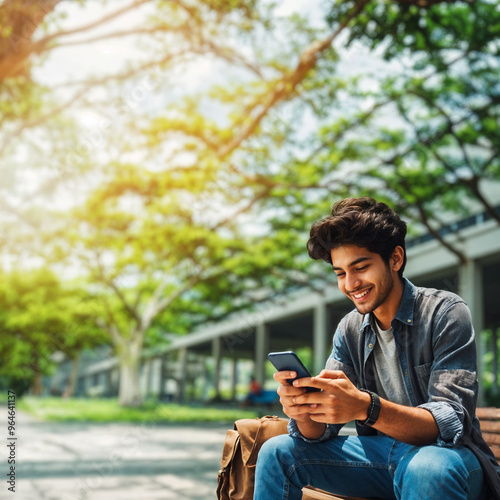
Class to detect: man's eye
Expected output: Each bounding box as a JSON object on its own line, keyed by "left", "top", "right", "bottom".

{"left": 335, "top": 272, "right": 345, "bottom": 278}
{"left": 356, "top": 266, "right": 367, "bottom": 271}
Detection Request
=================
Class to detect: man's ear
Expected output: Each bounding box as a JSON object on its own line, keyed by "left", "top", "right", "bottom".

{"left": 391, "top": 246, "right": 405, "bottom": 273}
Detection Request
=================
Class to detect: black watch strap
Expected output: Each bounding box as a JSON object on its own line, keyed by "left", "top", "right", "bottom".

{"left": 359, "top": 389, "right": 381, "bottom": 427}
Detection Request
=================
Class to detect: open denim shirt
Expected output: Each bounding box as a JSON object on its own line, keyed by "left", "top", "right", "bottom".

{"left": 289, "top": 279, "right": 500, "bottom": 494}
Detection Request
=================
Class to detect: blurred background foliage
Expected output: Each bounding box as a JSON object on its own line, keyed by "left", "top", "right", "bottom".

{"left": 0, "top": 0, "right": 499, "bottom": 406}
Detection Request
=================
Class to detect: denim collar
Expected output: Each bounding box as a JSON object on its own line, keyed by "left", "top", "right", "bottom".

{"left": 360, "top": 278, "right": 416, "bottom": 332}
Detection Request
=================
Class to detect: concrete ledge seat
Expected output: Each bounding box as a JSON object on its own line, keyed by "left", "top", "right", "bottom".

{"left": 302, "top": 486, "right": 368, "bottom": 499}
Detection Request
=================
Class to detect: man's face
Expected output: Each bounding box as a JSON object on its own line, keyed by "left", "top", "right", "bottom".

{"left": 330, "top": 245, "right": 396, "bottom": 317}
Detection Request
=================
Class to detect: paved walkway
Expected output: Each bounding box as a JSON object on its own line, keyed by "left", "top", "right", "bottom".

{"left": 3, "top": 410, "right": 230, "bottom": 500}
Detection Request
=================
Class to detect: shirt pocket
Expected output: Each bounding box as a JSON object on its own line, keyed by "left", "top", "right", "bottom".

{"left": 413, "top": 362, "right": 432, "bottom": 399}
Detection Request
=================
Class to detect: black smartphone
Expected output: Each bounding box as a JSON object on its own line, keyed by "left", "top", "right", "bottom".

{"left": 267, "top": 351, "right": 321, "bottom": 392}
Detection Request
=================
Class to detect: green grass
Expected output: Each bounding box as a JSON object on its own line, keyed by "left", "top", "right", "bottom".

{"left": 18, "top": 396, "right": 264, "bottom": 423}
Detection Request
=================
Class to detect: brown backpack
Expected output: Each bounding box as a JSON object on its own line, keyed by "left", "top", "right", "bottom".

{"left": 217, "top": 415, "right": 289, "bottom": 500}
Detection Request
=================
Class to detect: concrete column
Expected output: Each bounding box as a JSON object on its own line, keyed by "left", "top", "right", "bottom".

{"left": 75, "top": 377, "right": 83, "bottom": 397}
{"left": 212, "top": 338, "right": 222, "bottom": 400}
{"left": 150, "top": 358, "right": 162, "bottom": 397}
{"left": 111, "top": 368, "right": 119, "bottom": 395}
{"left": 84, "top": 375, "right": 92, "bottom": 395}
{"left": 459, "top": 259, "right": 485, "bottom": 405}
{"left": 104, "top": 370, "right": 112, "bottom": 397}
{"left": 159, "top": 355, "right": 168, "bottom": 400}
{"left": 177, "top": 348, "right": 188, "bottom": 402}
{"left": 146, "top": 359, "right": 154, "bottom": 397}
{"left": 230, "top": 359, "right": 238, "bottom": 401}
{"left": 313, "top": 302, "right": 331, "bottom": 374}
{"left": 201, "top": 357, "right": 211, "bottom": 400}
{"left": 140, "top": 359, "right": 151, "bottom": 398}
{"left": 255, "top": 323, "right": 269, "bottom": 386}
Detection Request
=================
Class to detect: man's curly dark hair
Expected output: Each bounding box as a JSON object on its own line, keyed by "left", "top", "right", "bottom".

{"left": 307, "top": 197, "right": 407, "bottom": 278}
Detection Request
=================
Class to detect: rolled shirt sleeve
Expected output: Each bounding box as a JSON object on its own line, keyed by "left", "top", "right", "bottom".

{"left": 418, "top": 401, "right": 465, "bottom": 446}
{"left": 418, "top": 367, "right": 477, "bottom": 447}
{"left": 418, "top": 299, "right": 478, "bottom": 446}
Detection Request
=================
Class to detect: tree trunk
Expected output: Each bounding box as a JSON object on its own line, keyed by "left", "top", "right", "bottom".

{"left": 0, "top": 0, "right": 61, "bottom": 82}
{"left": 31, "top": 370, "right": 43, "bottom": 395}
{"left": 117, "top": 339, "right": 143, "bottom": 407}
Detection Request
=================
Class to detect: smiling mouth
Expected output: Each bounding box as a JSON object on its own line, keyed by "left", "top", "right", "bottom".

{"left": 351, "top": 288, "right": 372, "bottom": 300}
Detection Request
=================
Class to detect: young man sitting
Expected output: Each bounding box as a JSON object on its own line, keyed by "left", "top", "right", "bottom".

{"left": 254, "top": 197, "right": 499, "bottom": 500}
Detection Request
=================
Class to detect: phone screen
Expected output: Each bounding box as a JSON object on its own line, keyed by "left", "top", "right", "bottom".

{"left": 267, "top": 351, "right": 321, "bottom": 392}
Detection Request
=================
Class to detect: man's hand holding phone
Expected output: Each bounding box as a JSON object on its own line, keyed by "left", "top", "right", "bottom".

{"left": 273, "top": 369, "right": 322, "bottom": 423}
{"left": 268, "top": 352, "right": 372, "bottom": 439}
{"left": 268, "top": 351, "right": 322, "bottom": 425}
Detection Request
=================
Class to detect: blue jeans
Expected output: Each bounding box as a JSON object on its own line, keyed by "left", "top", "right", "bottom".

{"left": 254, "top": 434, "right": 485, "bottom": 500}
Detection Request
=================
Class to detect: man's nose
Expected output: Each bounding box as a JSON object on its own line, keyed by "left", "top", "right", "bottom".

{"left": 346, "top": 274, "right": 361, "bottom": 292}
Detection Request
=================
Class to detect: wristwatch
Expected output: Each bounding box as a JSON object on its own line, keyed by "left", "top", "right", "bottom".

{"left": 359, "top": 389, "right": 381, "bottom": 427}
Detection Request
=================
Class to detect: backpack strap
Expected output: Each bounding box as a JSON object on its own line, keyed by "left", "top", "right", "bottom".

{"left": 220, "top": 429, "right": 240, "bottom": 468}
{"left": 236, "top": 415, "right": 289, "bottom": 467}
{"left": 234, "top": 418, "right": 262, "bottom": 466}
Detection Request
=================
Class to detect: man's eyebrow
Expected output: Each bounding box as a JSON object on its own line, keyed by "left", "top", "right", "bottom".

{"left": 332, "top": 257, "right": 371, "bottom": 271}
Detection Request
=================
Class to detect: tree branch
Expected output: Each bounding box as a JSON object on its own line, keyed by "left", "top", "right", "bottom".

{"left": 403, "top": 95, "right": 500, "bottom": 227}
{"left": 413, "top": 198, "right": 468, "bottom": 264}
{"left": 397, "top": 0, "right": 473, "bottom": 6}
{"left": 32, "top": 0, "right": 153, "bottom": 54}
{"left": 0, "top": 84, "right": 90, "bottom": 151}
{"left": 50, "top": 25, "right": 179, "bottom": 49}
{"left": 106, "top": 279, "right": 142, "bottom": 326}
{"left": 463, "top": 176, "right": 500, "bottom": 226}
{"left": 210, "top": 184, "right": 273, "bottom": 231}
{"left": 140, "top": 273, "right": 203, "bottom": 333}
{"left": 94, "top": 298, "right": 124, "bottom": 347}
{"left": 53, "top": 49, "right": 191, "bottom": 88}
{"left": 215, "top": 0, "right": 371, "bottom": 159}
{"left": 0, "top": 50, "right": 190, "bottom": 150}
{"left": 93, "top": 253, "right": 142, "bottom": 326}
